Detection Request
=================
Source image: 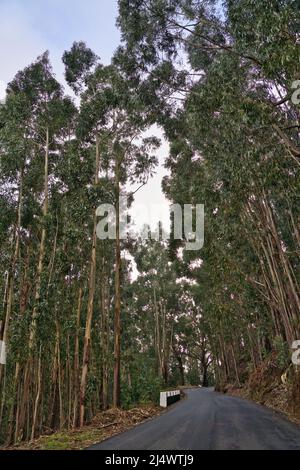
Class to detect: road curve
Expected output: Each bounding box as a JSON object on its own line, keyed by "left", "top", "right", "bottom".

{"left": 88, "top": 388, "right": 300, "bottom": 450}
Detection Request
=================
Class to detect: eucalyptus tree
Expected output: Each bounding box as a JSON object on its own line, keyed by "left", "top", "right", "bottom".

{"left": 8, "top": 52, "right": 76, "bottom": 346}
{"left": 117, "top": 0, "right": 300, "bottom": 386}
{"left": 0, "top": 52, "right": 77, "bottom": 442}
{"left": 0, "top": 91, "right": 30, "bottom": 384}
{"left": 63, "top": 42, "right": 159, "bottom": 419}
{"left": 83, "top": 65, "right": 159, "bottom": 410}
{"left": 128, "top": 236, "right": 211, "bottom": 387}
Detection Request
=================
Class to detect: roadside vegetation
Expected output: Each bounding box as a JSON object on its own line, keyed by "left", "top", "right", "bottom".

{"left": 6, "top": 405, "right": 161, "bottom": 450}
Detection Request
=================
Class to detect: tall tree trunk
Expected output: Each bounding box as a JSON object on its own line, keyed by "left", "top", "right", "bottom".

{"left": 153, "top": 286, "right": 162, "bottom": 376}
{"left": 29, "top": 128, "right": 49, "bottom": 348}
{"left": 113, "top": 158, "right": 121, "bottom": 408}
{"left": 57, "top": 321, "right": 64, "bottom": 430}
{"left": 0, "top": 168, "right": 23, "bottom": 384}
{"left": 5, "top": 363, "right": 20, "bottom": 445}
{"left": 16, "top": 129, "right": 49, "bottom": 443}
{"left": 79, "top": 134, "right": 100, "bottom": 426}
{"left": 73, "top": 286, "right": 82, "bottom": 428}
{"left": 101, "top": 261, "right": 109, "bottom": 411}
{"left": 30, "top": 346, "right": 42, "bottom": 441}
{"left": 177, "top": 354, "right": 185, "bottom": 386}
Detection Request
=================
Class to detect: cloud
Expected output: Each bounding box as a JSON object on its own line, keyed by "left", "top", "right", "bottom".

{"left": 0, "top": 81, "right": 6, "bottom": 101}
{"left": 0, "top": 2, "right": 49, "bottom": 85}
{"left": 0, "top": 0, "right": 120, "bottom": 88}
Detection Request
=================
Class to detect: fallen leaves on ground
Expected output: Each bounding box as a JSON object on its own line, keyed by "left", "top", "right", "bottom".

{"left": 4, "top": 404, "right": 161, "bottom": 450}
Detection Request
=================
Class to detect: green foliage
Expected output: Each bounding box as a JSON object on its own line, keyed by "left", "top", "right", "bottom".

{"left": 62, "top": 41, "right": 98, "bottom": 94}
{"left": 121, "top": 358, "right": 162, "bottom": 408}
{"left": 273, "top": 335, "right": 290, "bottom": 370}
{"left": 118, "top": 0, "right": 300, "bottom": 388}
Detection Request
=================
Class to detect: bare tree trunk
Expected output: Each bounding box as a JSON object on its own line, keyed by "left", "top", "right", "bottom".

{"left": 79, "top": 134, "right": 100, "bottom": 426}
{"left": 101, "top": 262, "right": 109, "bottom": 411}
{"left": 46, "top": 214, "right": 59, "bottom": 296}
{"left": 5, "top": 363, "right": 20, "bottom": 445}
{"left": 113, "top": 158, "right": 121, "bottom": 408}
{"left": 19, "top": 240, "right": 32, "bottom": 315}
{"left": 153, "top": 286, "right": 162, "bottom": 375}
{"left": 57, "top": 322, "right": 64, "bottom": 430}
{"left": 176, "top": 353, "right": 185, "bottom": 386}
{"left": 16, "top": 360, "right": 31, "bottom": 443}
{"left": 29, "top": 128, "right": 49, "bottom": 348}
{"left": 231, "top": 345, "right": 240, "bottom": 386}
{"left": 67, "top": 334, "right": 72, "bottom": 429}
{"left": 73, "top": 286, "right": 82, "bottom": 428}
{"left": 0, "top": 168, "right": 23, "bottom": 383}
{"left": 48, "top": 329, "right": 59, "bottom": 429}
{"left": 30, "top": 346, "right": 42, "bottom": 441}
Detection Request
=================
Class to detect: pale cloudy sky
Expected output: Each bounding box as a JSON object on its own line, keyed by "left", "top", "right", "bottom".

{"left": 0, "top": 0, "right": 120, "bottom": 84}
{"left": 0, "top": 0, "right": 170, "bottom": 231}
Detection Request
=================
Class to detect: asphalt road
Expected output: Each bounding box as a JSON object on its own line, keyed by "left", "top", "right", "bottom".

{"left": 88, "top": 388, "right": 300, "bottom": 450}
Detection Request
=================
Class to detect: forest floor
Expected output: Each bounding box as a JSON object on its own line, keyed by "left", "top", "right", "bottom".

{"left": 3, "top": 404, "right": 161, "bottom": 450}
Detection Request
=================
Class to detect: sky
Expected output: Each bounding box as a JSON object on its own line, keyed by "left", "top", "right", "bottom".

{"left": 0, "top": 0, "right": 120, "bottom": 84}
{"left": 0, "top": 0, "right": 170, "bottom": 231}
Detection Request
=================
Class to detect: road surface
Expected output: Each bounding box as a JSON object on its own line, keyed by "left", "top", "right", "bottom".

{"left": 88, "top": 388, "right": 300, "bottom": 450}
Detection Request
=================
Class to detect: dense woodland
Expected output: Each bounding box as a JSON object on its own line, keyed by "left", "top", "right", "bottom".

{"left": 0, "top": 0, "right": 300, "bottom": 445}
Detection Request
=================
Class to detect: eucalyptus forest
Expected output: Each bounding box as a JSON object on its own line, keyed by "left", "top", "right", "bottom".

{"left": 0, "top": 0, "right": 300, "bottom": 446}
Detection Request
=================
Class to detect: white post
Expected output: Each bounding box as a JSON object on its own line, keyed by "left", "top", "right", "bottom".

{"left": 0, "top": 340, "right": 6, "bottom": 365}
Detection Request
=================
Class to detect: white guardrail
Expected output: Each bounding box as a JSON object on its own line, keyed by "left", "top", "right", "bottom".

{"left": 160, "top": 390, "right": 181, "bottom": 408}
{"left": 0, "top": 340, "right": 6, "bottom": 365}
